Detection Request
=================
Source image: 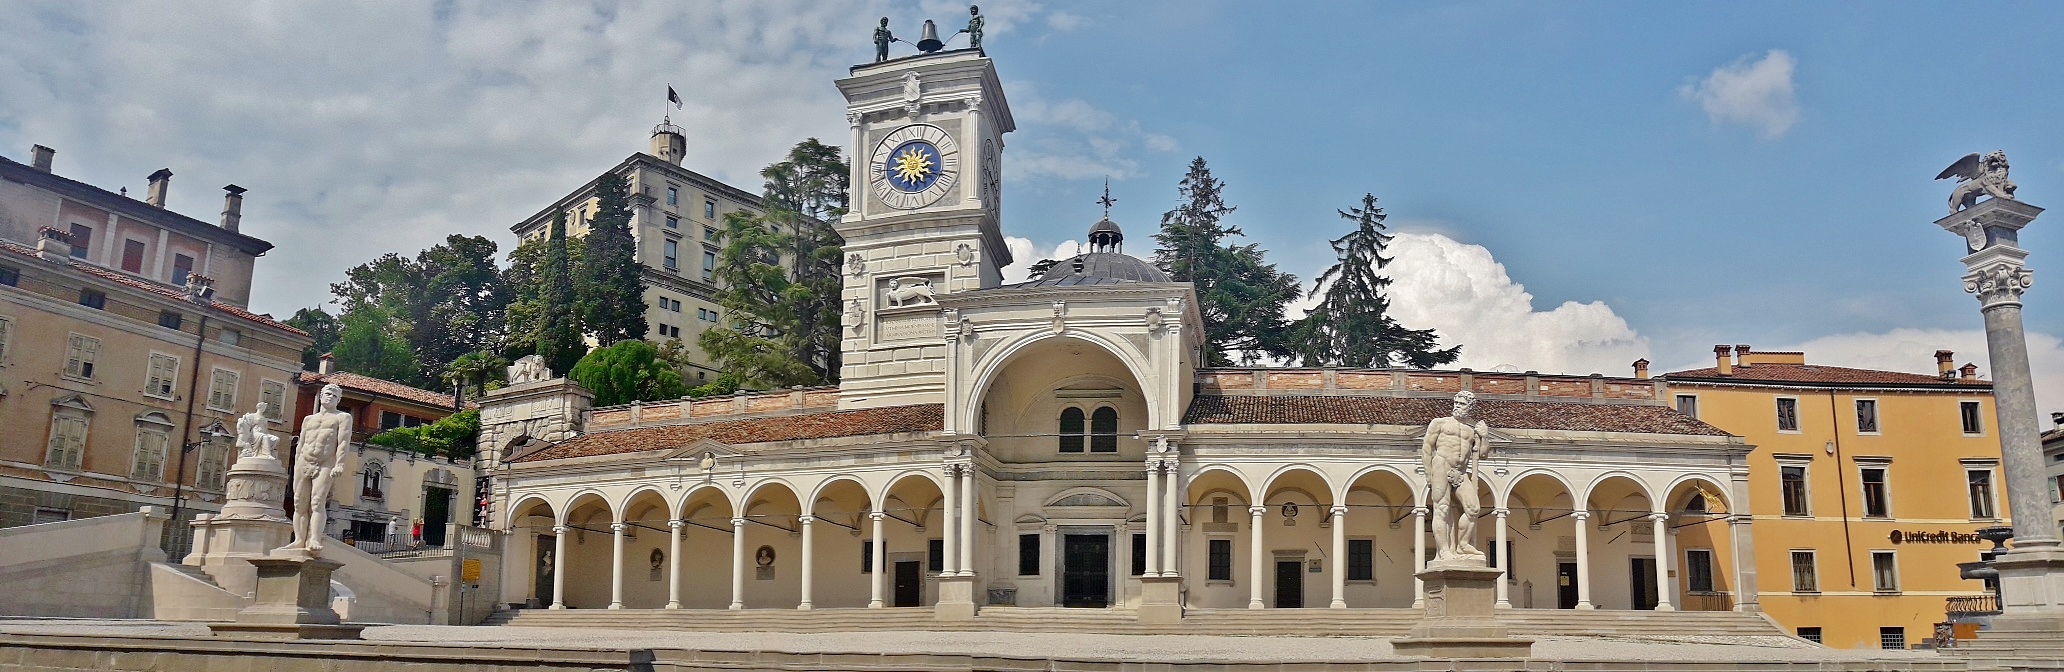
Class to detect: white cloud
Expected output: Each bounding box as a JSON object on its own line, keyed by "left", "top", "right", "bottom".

{"left": 1292, "top": 232, "right": 1651, "bottom": 375}
{"left": 1001, "top": 236, "right": 1039, "bottom": 283}
{"left": 1047, "top": 12, "right": 1086, "bottom": 32}
{"left": 1680, "top": 49, "right": 1799, "bottom": 139}
{"left": 1777, "top": 328, "right": 2064, "bottom": 421}
{"left": 1005, "top": 82, "right": 1176, "bottom": 181}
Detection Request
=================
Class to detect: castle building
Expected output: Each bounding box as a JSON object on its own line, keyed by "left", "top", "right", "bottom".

{"left": 1661, "top": 346, "right": 2005, "bottom": 649}
{"left": 476, "top": 50, "right": 1772, "bottom": 627}
{"left": 0, "top": 146, "right": 311, "bottom": 554}
{"left": 510, "top": 120, "right": 778, "bottom": 383}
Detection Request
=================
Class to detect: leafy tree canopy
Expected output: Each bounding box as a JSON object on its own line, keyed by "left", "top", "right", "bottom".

{"left": 1151, "top": 157, "right": 1301, "bottom": 366}
{"left": 284, "top": 307, "right": 341, "bottom": 371}
{"left": 329, "top": 234, "right": 510, "bottom": 385}
{"left": 366, "top": 409, "right": 480, "bottom": 460}
{"left": 330, "top": 307, "right": 420, "bottom": 384}
{"left": 568, "top": 340, "right": 689, "bottom": 407}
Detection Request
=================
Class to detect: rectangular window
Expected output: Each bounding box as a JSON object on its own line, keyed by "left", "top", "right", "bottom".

{"left": 663, "top": 239, "right": 679, "bottom": 270}
{"left": 861, "top": 540, "right": 874, "bottom": 573}
{"left": 705, "top": 226, "right": 719, "bottom": 241}
{"left": 31, "top": 508, "right": 70, "bottom": 524}
{"left": 1018, "top": 533, "right": 1040, "bottom": 576}
{"left": 1348, "top": 538, "right": 1374, "bottom": 581}
{"left": 207, "top": 368, "right": 239, "bottom": 412}
{"left": 120, "top": 239, "right": 146, "bottom": 273}
{"left": 0, "top": 315, "right": 11, "bottom": 362}
{"left": 1208, "top": 539, "right": 1233, "bottom": 581}
{"left": 171, "top": 254, "right": 194, "bottom": 286}
{"left": 1880, "top": 626, "right": 1906, "bottom": 650}
{"left": 1860, "top": 466, "right": 1890, "bottom": 518}
{"left": 1776, "top": 397, "right": 1800, "bottom": 432}
{"left": 65, "top": 333, "right": 100, "bottom": 379}
{"left": 702, "top": 251, "right": 717, "bottom": 282}
{"left": 158, "top": 310, "right": 183, "bottom": 330}
{"left": 1855, "top": 399, "right": 1879, "bottom": 433}
{"left": 1131, "top": 533, "right": 1147, "bottom": 576}
{"left": 46, "top": 414, "right": 88, "bottom": 470}
{"left": 1797, "top": 627, "right": 1823, "bottom": 644}
{"left": 220, "top": 329, "right": 240, "bottom": 347}
{"left": 1790, "top": 550, "right": 1818, "bottom": 593}
{"left": 196, "top": 443, "right": 227, "bottom": 490}
{"left": 666, "top": 186, "right": 679, "bottom": 206}
{"left": 1780, "top": 464, "right": 1809, "bottom": 516}
{"left": 1969, "top": 469, "right": 1997, "bottom": 518}
{"left": 1675, "top": 394, "right": 1698, "bottom": 418}
{"left": 131, "top": 428, "right": 169, "bottom": 481}
{"left": 145, "top": 353, "right": 179, "bottom": 399}
{"left": 1872, "top": 550, "right": 1899, "bottom": 592}
{"left": 665, "top": 215, "right": 679, "bottom": 229}
{"left": 1961, "top": 401, "right": 1984, "bottom": 434}
{"left": 928, "top": 539, "right": 944, "bottom": 572}
{"left": 1685, "top": 549, "right": 1715, "bottom": 592}
{"left": 381, "top": 411, "right": 405, "bottom": 431}
{"left": 705, "top": 200, "right": 716, "bottom": 219}
{"left": 78, "top": 288, "right": 106, "bottom": 310}
{"left": 68, "top": 224, "right": 91, "bottom": 258}
{"left": 261, "top": 380, "right": 287, "bottom": 420}
{"left": 0, "top": 264, "right": 19, "bottom": 286}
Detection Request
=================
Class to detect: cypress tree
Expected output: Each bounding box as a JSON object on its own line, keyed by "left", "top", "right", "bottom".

{"left": 579, "top": 171, "right": 648, "bottom": 344}
{"left": 536, "top": 212, "right": 586, "bottom": 375}
{"left": 1287, "top": 194, "right": 1459, "bottom": 368}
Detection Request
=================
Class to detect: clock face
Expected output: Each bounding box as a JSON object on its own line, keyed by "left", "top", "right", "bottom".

{"left": 871, "top": 124, "right": 960, "bottom": 210}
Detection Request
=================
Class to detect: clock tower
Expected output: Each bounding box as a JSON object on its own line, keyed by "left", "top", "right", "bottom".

{"left": 835, "top": 50, "right": 1015, "bottom": 409}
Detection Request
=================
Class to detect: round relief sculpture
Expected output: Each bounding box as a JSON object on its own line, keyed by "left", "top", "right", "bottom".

{"left": 870, "top": 124, "right": 960, "bottom": 210}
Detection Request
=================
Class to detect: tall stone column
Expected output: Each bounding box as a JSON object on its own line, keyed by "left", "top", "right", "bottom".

{"left": 1573, "top": 511, "right": 1594, "bottom": 609}
{"left": 1163, "top": 460, "right": 1182, "bottom": 575}
{"left": 1493, "top": 508, "right": 1511, "bottom": 608}
{"left": 1330, "top": 506, "right": 1348, "bottom": 609}
{"left": 868, "top": 511, "right": 887, "bottom": 608}
{"left": 608, "top": 523, "right": 626, "bottom": 609}
{"left": 729, "top": 517, "right": 747, "bottom": 610}
{"left": 1939, "top": 194, "right": 2064, "bottom": 629}
{"left": 798, "top": 515, "right": 816, "bottom": 610}
{"left": 1651, "top": 513, "right": 1674, "bottom": 611}
{"left": 1145, "top": 461, "right": 1163, "bottom": 577}
{"left": 960, "top": 466, "right": 976, "bottom": 576}
{"left": 1248, "top": 505, "right": 1267, "bottom": 609}
{"left": 549, "top": 526, "right": 568, "bottom": 609}
{"left": 942, "top": 465, "right": 960, "bottom": 574}
{"left": 1412, "top": 507, "right": 1428, "bottom": 608}
{"left": 666, "top": 520, "right": 683, "bottom": 609}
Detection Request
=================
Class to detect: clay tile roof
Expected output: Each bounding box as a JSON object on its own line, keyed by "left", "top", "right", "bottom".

{"left": 1183, "top": 395, "right": 1730, "bottom": 436}
{"left": 1662, "top": 363, "right": 1987, "bottom": 388}
{"left": 0, "top": 239, "right": 307, "bottom": 336}
{"left": 513, "top": 403, "right": 945, "bottom": 462}
{"left": 300, "top": 371, "right": 463, "bottom": 410}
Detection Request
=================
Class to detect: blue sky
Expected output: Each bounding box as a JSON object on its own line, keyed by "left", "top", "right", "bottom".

{"left": 1, "top": 1, "right": 2058, "bottom": 411}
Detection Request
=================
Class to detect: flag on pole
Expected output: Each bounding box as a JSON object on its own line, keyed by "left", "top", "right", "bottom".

{"left": 667, "top": 85, "right": 683, "bottom": 109}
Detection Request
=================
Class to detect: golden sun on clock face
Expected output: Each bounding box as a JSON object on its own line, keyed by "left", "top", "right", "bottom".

{"left": 870, "top": 124, "right": 960, "bottom": 210}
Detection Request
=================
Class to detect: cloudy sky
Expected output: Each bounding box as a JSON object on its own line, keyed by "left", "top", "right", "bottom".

{"left": 3, "top": 1, "right": 2060, "bottom": 413}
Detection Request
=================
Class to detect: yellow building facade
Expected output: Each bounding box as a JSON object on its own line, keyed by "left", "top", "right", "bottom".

{"left": 1664, "top": 346, "right": 2002, "bottom": 649}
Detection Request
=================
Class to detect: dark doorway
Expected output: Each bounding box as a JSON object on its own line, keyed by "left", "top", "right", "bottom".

{"left": 1274, "top": 560, "right": 1304, "bottom": 608}
{"left": 423, "top": 486, "right": 453, "bottom": 546}
{"left": 1630, "top": 557, "right": 1659, "bottom": 610}
{"left": 1061, "top": 533, "right": 1110, "bottom": 607}
{"left": 893, "top": 561, "right": 922, "bottom": 607}
{"left": 534, "top": 534, "right": 556, "bottom": 607}
{"left": 1557, "top": 561, "right": 1580, "bottom": 609}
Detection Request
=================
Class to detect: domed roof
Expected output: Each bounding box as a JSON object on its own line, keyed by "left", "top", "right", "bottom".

{"left": 1088, "top": 217, "right": 1123, "bottom": 236}
{"left": 1034, "top": 251, "right": 1171, "bottom": 284}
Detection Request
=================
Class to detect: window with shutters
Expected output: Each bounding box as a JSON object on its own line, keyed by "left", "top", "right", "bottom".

{"left": 207, "top": 368, "right": 240, "bottom": 412}
{"left": 1872, "top": 550, "right": 1900, "bottom": 592}
{"left": 131, "top": 424, "right": 170, "bottom": 481}
{"left": 145, "top": 353, "right": 179, "bottom": 399}
{"left": 1674, "top": 394, "right": 1698, "bottom": 418}
{"left": 1855, "top": 399, "right": 1880, "bottom": 434}
{"left": 1775, "top": 397, "right": 1800, "bottom": 432}
{"left": 1090, "top": 407, "right": 1119, "bottom": 452}
{"left": 64, "top": 333, "right": 100, "bottom": 380}
{"left": 121, "top": 239, "right": 146, "bottom": 273}
{"left": 1057, "top": 407, "right": 1085, "bottom": 453}
{"left": 260, "top": 380, "right": 287, "bottom": 420}
{"left": 196, "top": 440, "right": 228, "bottom": 491}
{"left": 46, "top": 411, "right": 89, "bottom": 470}
{"left": 1685, "top": 549, "right": 1715, "bottom": 592}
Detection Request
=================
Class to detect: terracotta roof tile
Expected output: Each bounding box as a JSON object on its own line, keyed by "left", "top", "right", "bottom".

{"left": 1183, "top": 395, "right": 1730, "bottom": 436}
{"left": 1663, "top": 363, "right": 1987, "bottom": 388}
{"left": 0, "top": 239, "right": 307, "bottom": 336}
{"left": 301, "top": 371, "right": 464, "bottom": 410}
{"left": 514, "top": 403, "right": 944, "bottom": 462}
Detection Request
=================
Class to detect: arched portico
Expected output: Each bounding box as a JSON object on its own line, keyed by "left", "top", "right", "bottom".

{"left": 506, "top": 495, "right": 558, "bottom": 609}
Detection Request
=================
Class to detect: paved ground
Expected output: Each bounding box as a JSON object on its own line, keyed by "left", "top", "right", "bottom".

{"left": 0, "top": 618, "right": 1947, "bottom": 664}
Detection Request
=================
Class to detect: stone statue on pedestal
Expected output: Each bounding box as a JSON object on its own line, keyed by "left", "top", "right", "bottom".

{"left": 1422, "top": 390, "right": 1491, "bottom": 565}
{"left": 874, "top": 17, "right": 896, "bottom": 62}
{"left": 236, "top": 403, "right": 280, "bottom": 460}
{"left": 962, "top": 6, "right": 984, "bottom": 51}
{"left": 276, "top": 383, "right": 349, "bottom": 558}
{"left": 1938, "top": 150, "right": 2018, "bottom": 213}
{"left": 508, "top": 354, "right": 552, "bottom": 384}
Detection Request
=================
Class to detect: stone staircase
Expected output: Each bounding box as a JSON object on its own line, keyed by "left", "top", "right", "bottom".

{"left": 483, "top": 606, "right": 1791, "bottom": 640}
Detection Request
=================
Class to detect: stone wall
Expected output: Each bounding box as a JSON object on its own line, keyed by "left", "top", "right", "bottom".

{"left": 0, "top": 508, "right": 167, "bottom": 619}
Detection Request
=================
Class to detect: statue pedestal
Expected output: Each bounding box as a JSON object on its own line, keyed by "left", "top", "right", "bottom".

{"left": 1392, "top": 563, "right": 1534, "bottom": 659}
{"left": 1137, "top": 575, "right": 1184, "bottom": 625}
{"left": 207, "top": 556, "right": 364, "bottom": 640}
{"left": 184, "top": 454, "right": 293, "bottom": 600}
{"left": 217, "top": 454, "right": 290, "bottom": 520}
{"left": 933, "top": 575, "right": 978, "bottom": 621}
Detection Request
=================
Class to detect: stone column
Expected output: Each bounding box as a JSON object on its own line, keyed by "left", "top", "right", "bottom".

{"left": 960, "top": 466, "right": 976, "bottom": 577}
{"left": 608, "top": 523, "right": 626, "bottom": 609}
{"left": 729, "top": 517, "right": 746, "bottom": 610}
{"left": 1728, "top": 514, "right": 1759, "bottom": 612}
{"left": 1493, "top": 508, "right": 1511, "bottom": 609}
{"left": 1145, "top": 461, "right": 1163, "bottom": 577}
{"left": 869, "top": 511, "right": 887, "bottom": 608}
{"left": 798, "top": 515, "right": 816, "bottom": 610}
{"left": 1573, "top": 511, "right": 1594, "bottom": 609}
{"left": 549, "top": 526, "right": 568, "bottom": 609}
{"left": 665, "top": 520, "right": 683, "bottom": 609}
{"left": 1248, "top": 505, "right": 1267, "bottom": 609}
{"left": 1650, "top": 513, "right": 1675, "bottom": 611}
{"left": 942, "top": 466, "right": 960, "bottom": 575}
{"left": 1163, "top": 461, "right": 1182, "bottom": 575}
{"left": 1330, "top": 505, "right": 1348, "bottom": 609}
{"left": 1412, "top": 507, "right": 1428, "bottom": 608}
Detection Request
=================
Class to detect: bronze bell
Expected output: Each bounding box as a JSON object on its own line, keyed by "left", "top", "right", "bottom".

{"left": 916, "top": 19, "right": 944, "bottom": 53}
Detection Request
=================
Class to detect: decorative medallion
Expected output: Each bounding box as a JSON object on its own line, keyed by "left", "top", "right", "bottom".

{"left": 870, "top": 124, "right": 960, "bottom": 210}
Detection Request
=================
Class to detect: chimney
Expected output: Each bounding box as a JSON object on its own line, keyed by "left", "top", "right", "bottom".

{"left": 1733, "top": 344, "right": 1752, "bottom": 366}
{"left": 35, "top": 226, "right": 72, "bottom": 262}
{"left": 1935, "top": 350, "right": 1956, "bottom": 378}
{"left": 319, "top": 353, "right": 335, "bottom": 375}
{"left": 1713, "top": 345, "right": 1733, "bottom": 375}
{"left": 1960, "top": 363, "right": 1978, "bottom": 382}
{"left": 145, "top": 168, "right": 173, "bottom": 208}
{"left": 2052, "top": 411, "right": 2063, "bottom": 430}
{"left": 220, "top": 184, "right": 246, "bottom": 232}
{"left": 29, "top": 145, "right": 54, "bottom": 172}
{"left": 1632, "top": 358, "right": 1650, "bottom": 379}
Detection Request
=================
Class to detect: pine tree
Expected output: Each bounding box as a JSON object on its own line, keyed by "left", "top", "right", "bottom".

{"left": 1286, "top": 194, "right": 1459, "bottom": 368}
{"left": 536, "top": 212, "right": 587, "bottom": 375}
{"left": 698, "top": 210, "right": 819, "bottom": 388}
{"left": 1151, "top": 157, "right": 1301, "bottom": 366}
{"left": 503, "top": 233, "right": 584, "bottom": 359}
{"left": 759, "top": 138, "right": 849, "bottom": 382}
{"left": 578, "top": 172, "right": 648, "bottom": 344}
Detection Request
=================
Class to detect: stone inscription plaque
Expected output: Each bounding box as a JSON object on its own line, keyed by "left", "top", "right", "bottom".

{"left": 876, "top": 312, "right": 940, "bottom": 343}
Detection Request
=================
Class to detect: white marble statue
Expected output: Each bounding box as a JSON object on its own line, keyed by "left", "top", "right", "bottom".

{"left": 885, "top": 277, "right": 936, "bottom": 307}
{"left": 235, "top": 402, "right": 280, "bottom": 460}
{"left": 508, "top": 354, "right": 552, "bottom": 384}
{"left": 1422, "top": 390, "right": 1493, "bottom": 565}
{"left": 276, "top": 383, "right": 350, "bottom": 558}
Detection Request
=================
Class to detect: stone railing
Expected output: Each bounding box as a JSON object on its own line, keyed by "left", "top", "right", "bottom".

{"left": 1194, "top": 368, "right": 1663, "bottom": 404}
{"left": 586, "top": 386, "right": 841, "bottom": 430}
{"left": 1680, "top": 591, "right": 1733, "bottom": 612}
{"left": 1946, "top": 593, "right": 2001, "bottom": 615}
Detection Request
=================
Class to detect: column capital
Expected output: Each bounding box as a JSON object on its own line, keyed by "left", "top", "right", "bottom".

{"left": 610, "top": 523, "right": 626, "bottom": 532}
{"left": 869, "top": 511, "right": 886, "bottom": 521}
{"left": 1248, "top": 505, "right": 1268, "bottom": 516}
{"left": 1648, "top": 512, "right": 1670, "bottom": 523}
{"left": 552, "top": 525, "right": 567, "bottom": 534}
{"left": 1571, "top": 510, "right": 1591, "bottom": 521}
{"left": 668, "top": 519, "right": 684, "bottom": 529}
{"left": 1413, "top": 506, "right": 1429, "bottom": 517}
{"left": 1493, "top": 508, "right": 1511, "bottom": 518}
{"left": 1330, "top": 505, "right": 1349, "bottom": 516}
{"left": 1965, "top": 257, "right": 2035, "bottom": 308}
{"left": 798, "top": 515, "right": 816, "bottom": 524}
{"left": 731, "top": 517, "right": 747, "bottom": 527}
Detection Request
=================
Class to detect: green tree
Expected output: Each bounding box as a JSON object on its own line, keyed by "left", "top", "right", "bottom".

{"left": 1151, "top": 157, "right": 1301, "bottom": 366}
{"left": 568, "top": 340, "right": 689, "bottom": 407}
{"left": 367, "top": 409, "right": 481, "bottom": 460}
{"left": 758, "top": 138, "right": 850, "bottom": 382}
{"left": 329, "top": 307, "right": 420, "bottom": 383}
{"left": 578, "top": 172, "right": 648, "bottom": 344}
{"left": 284, "top": 307, "right": 341, "bottom": 371}
{"left": 443, "top": 350, "right": 509, "bottom": 404}
{"left": 535, "top": 213, "right": 587, "bottom": 375}
{"left": 503, "top": 233, "right": 584, "bottom": 360}
{"left": 698, "top": 210, "right": 821, "bottom": 388}
{"left": 1286, "top": 194, "right": 1460, "bottom": 368}
{"left": 329, "top": 234, "right": 511, "bottom": 385}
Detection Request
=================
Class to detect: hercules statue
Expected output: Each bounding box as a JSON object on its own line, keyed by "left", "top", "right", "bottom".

{"left": 1423, "top": 390, "right": 1492, "bottom": 565}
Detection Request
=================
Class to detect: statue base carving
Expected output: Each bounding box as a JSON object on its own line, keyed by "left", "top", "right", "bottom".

{"left": 208, "top": 556, "right": 364, "bottom": 640}
{"left": 1137, "top": 575, "right": 1183, "bottom": 625}
{"left": 1391, "top": 564, "right": 1534, "bottom": 659}
{"left": 216, "top": 454, "right": 289, "bottom": 521}
{"left": 933, "top": 575, "right": 978, "bottom": 621}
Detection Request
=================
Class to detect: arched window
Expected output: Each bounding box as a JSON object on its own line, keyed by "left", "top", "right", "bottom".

{"left": 361, "top": 461, "right": 385, "bottom": 500}
{"left": 1058, "top": 408, "right": 1085, "bottom": 453}
{"left": 1684, "top": 493, "right": 1708, "bottom": 514}
{"left": 1090, "top": 407, "right": 1119, "bottom": 453}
